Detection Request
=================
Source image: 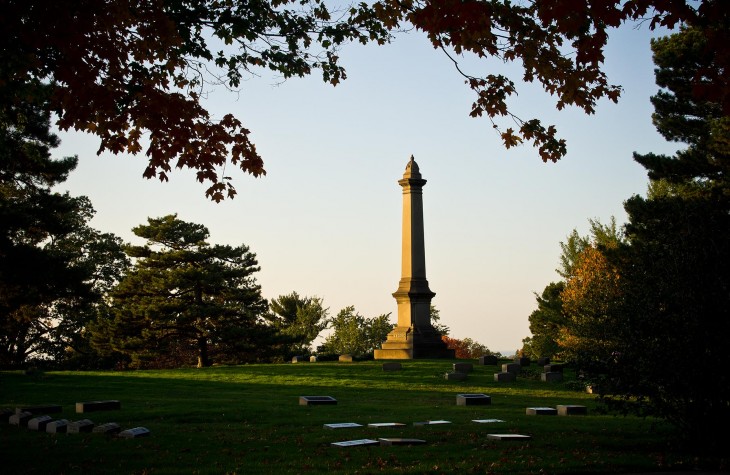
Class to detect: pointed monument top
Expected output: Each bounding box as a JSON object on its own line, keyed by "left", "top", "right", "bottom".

{"left": 404, "top": 155, "right": 421, "bottom": 178}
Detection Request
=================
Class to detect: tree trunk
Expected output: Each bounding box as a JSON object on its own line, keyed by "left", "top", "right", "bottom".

{"left": 197, "top": 336, "right": 209, "bottom": 368}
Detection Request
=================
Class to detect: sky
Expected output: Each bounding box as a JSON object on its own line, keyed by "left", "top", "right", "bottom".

{"left": 55, "top": 22, "right": 680, "bottom": 355}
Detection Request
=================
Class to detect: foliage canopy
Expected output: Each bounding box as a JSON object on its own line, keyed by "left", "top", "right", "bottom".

{"left": 3, "top": 1, "right": 727, "bottom": 199}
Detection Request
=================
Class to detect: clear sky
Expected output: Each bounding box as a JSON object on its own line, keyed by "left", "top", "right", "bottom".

{"left": 55, "top": 22, "right": 679, "bottom": 355}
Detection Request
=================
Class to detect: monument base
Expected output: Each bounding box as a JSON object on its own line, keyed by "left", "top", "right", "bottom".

{"left": 374, "top": 325, "right": 454, "bottom": 360}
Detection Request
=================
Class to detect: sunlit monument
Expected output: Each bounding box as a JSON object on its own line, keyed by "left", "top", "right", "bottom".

{"left": 374, "top": 156, "right": 455, "bottom": 359}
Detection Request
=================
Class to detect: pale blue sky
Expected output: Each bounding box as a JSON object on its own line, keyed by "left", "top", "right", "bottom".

{"left": 56, "top": 23, "right": 679, "bottom": 354}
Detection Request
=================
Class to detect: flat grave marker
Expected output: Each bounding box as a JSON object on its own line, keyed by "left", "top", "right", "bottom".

{"left": 27, "top": 415, "right": 52, "bottom": 431}
{"left": 367, "top": 422, "right": 406, "bottom": 428}
{"left": 557, "top": 405, "right": 588, "bottom": 416}
{"left": 331, "top": 439, "right": 379, "bottom": 447}
{"left": 68, "top": 419, "right": 95, "bottom": 433}
{"left": 76, "top": 400, "right": 121, "bottom": 413}
{"left": 118, "top": 427, "right": 150, "bottom": 439}
{"left": 382, "top": 362, "right": 402, "bottom": 371}
{"left": 472, "top": 419, "right": 506, "bottom": 424}
{"left": 379, "top": 438, "right": 427, "bottom": 446}
{"left": 526, "top": 407, "right": 558, "bottom": 416}
{"left": 413, "top": 420, "right": 451, "bottom": 426}
{"left": 299, "top": 396, "right": 337, "bottom": 406}
{"left": 456, "top": 393, "right": 491, "bottom": 406}
{"left": 487, "top": 434, "right": 532, "bottom": 441}
{"left": 46, "top": 419, "right": 69, "bottom": 433}
{"left": 323, "top": 423, "right": 362, "bottom": 429}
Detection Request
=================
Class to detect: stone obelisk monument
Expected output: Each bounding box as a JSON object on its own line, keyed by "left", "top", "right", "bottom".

{"left": 374, "top": 156, "right": 454, "bottom": 359}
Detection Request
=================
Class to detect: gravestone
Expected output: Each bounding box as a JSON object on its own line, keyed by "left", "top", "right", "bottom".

{"left": 93, "top": 422, "right": 122, "bottom": 434}
{"left": 68, "top": 419, "right": 95, "bottom": 433}
{"left": 367, "top": 422, "right": 405, "bottom": 427}
{"left": 118, "top": 427, "right": 150, "bottom": 438}
{"left": 536, "top": 357, "right": 550, "bottom": 366}
{"left": 544, "top": 363, "right": 563, "bottom": 373}
{"left": 76, "top": 400, "right": 121, "bottom": 413}
{"left": 299, "top": 396, "right": 337, "bottom": 406}
{"left": 557, "top": 405, "right": 588, "bottom": 416}
{"left": 18, "top": 404, "right": 62, "bottom": 415}
{"left": 323, "top": 423, "right": 362, "bottom": 429}
{"left": 502, "top": 363, "right": 521, "bottom": 374}
{"left": 338, "top": 354, "right": 353, "bottom": 363}
{"left": 413, "top": 420, "right": 450, "bottom": 426}
{"left": 46, "top": 419, "right": 70, "bottom": 433}
{"left": 291, "top": 355, "right": 305, "bottom": 363}
{"left": 379, "top": 438, "right": 427, "bottom": 446}
{"left": 472, "top": 419, "right": 505, "bottom": 423}
{"left": 309, "top": 355, "right": 318, "bottom": 363}
{"left": 479, "top": 355, "right": 499, "bottom": 365}
{"left": 517, "top": 357, "right": 531, "bottom": 367}
{"left": 28, "top": 415, "right": 53, "bottom": 431}
{"left": 541, "top": 372, "right": 563, "bottom": 383}
{"left": 382, "top": 362, "right": 402, "bottom": 371}
{"left": 487, "top": 434, "right": 531, "bottom": 441}
{"left": 453, "top": 363, "right": 473, "bottom": 373}
{"left": 444, "top": 372, "right": 467, "bottom": 381}
{"left": 456, "top": 394, "right": 491, "bottom": 406}
{"left": 526, "top": 407, "right": 558, "bottom": 416}
{"left": 331, "top": 439, "right": 379, "bottom": 447}
{"left": 9, "top": 411, "right": 32, "bottom": 427}
{"left": 493, "top": 372, "right": 515, "bottom": 382}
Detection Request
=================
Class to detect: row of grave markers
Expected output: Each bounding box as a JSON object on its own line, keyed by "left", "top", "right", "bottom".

{"left": 1, "top": 400, "right": 150, "bottom": 438}
{"left": 299, "top": 393, "right": 587, "bottom": 446}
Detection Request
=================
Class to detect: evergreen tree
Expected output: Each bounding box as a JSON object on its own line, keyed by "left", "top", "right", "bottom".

{"left": 0, "top": 87, "right": 127, "bottom": 367}
{"left": 266, "top": 292, "right": 328, "bottom": 356}
{"left": 319, "top": 306, "right": 393, "bottom": 358}
{"left": 92, "top": 215, "right": 273, "bottom": 368}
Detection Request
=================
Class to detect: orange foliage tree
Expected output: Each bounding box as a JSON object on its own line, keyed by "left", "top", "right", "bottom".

{"left": 558, "top": 244, "right": 622, "bottom": 364}
{"left": 441, "top": 335, "right": 495, "bottom": 359}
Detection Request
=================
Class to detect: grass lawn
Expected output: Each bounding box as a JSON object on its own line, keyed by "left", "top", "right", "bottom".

{"left": 0, "top": 360, "right": 716, "bottom": 474}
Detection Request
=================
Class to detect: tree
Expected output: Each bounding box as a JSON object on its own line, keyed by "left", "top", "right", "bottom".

{"left": 521, "top": 219, "right": 621, "bottom": 362}
{"left": 633, "top": 27, "right": 729, "bottom": 193}
{"left": 561, "top": 28, "right": 730, "bottom": 450}
{"left": 429, "top": 305, "right": 449, "bottom": 335}
{"left": 319, "top": 306, "right": 393, "bottom": 358}
{"left": 266, "top": 292, "right": 328, "bottom": 356}
{"left": 441, "top": 335, "right": 496, "bottom": 359}
{"left": 1, "top": 0, "right": 388, "bottom": 201}
{"left": 3, "top": 2, "right": 727, "bottom": 199}
{"left": 0, "top": 88, "right": 128, "bottom": 367}
{"left": 91, "top": 215, "right": 273, "bottom": 368}
{"left": 521, "top": 281, "right": 565, "bottom": 360}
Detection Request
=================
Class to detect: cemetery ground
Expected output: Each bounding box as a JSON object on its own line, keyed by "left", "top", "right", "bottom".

{"left": 0, "top": 360, "right": 724, "bottom": 474}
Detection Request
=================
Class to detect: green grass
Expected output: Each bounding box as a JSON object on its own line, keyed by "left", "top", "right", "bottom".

{"left": 0, "top": 360, "right": 715, "bottom": 474}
